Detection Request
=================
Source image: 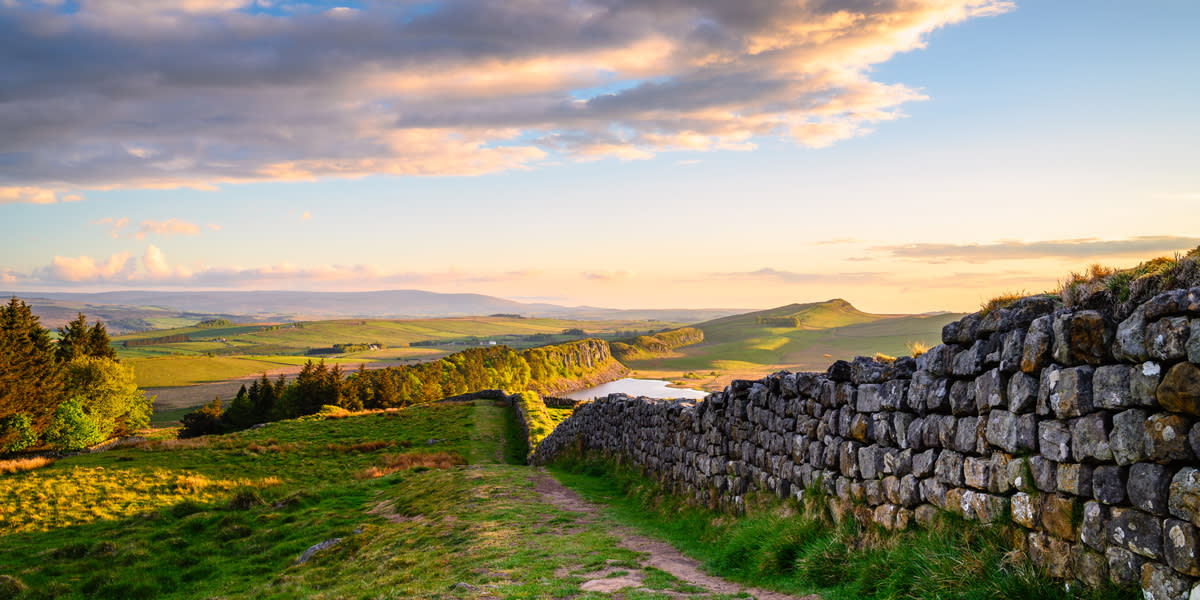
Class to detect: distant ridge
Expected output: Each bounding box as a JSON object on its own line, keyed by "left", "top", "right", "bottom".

{"left": 6, "top": 289, "right": 746, "bottom": 326}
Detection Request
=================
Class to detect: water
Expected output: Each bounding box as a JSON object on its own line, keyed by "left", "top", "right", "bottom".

{"left": 563, "top": 378, "right": 710, "bottom": 401}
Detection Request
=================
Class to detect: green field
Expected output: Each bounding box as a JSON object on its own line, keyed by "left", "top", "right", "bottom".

{"left": 114, "top": 316, "right": 681, "bottom": 388}
{"left": 626, "top": 299, "right": 962, "bottom": 391}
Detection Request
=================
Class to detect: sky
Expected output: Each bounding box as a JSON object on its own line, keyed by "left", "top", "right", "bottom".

{"left": 1, "top": 0, "right": 1198, "bottom": 313}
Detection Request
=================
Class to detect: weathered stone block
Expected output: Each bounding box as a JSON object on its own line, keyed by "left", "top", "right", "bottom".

{"left": 944, "top": 314, "right": 979, "bottom": 345}
{"left": 954, "top": 416, "right": 980, "bottom": 453}
{"left": 1071, "top": 411, "right": 1113, "bottom": 463}
{"left": 881, "top": 380, "right": 907, "bottom": 411}
{"left": 1081, "top": 501, "right": 1107, "bottom": 551}
{"left": 1012, "top": 492, "right": 1039, "bottom": 529}
{"left": 912, "top": 449, "right": 937, "bottom": 478}
{"left": 1106, "top": 546, "right": 1148, "bottom": 588}
{"left": 926, "top": 377, "right": 951, "bottom": 413}
{"left": 1132, "top": 361, "right": 1163, "bottom": 407}
{"left": 975, "top": 368, "right": 1006, "bottom": 411}
{"left": 1108, "top": 507, "right": 1163, "bottom": 559}
{"left": 1000, "top": 329, "right": 1025, "bottom": 374}
{"left": 984, "top": 410, "right": 1036, "bottom": 454}
{"left": 1029, "top": 531, "right": 1075, "bottom": 579}
{"left": 1093, "top": 365, "right": 1132, "bottom": 410}
{"left": 989, "top": 452, "right": 1013, "bottom": 494}
{"left": 920, "top": 478, "right": 947, "bottom": 508}
{"left": 1114, "top": 309, "right": 1149, "bottom": 362}
{"left": 1165, "top": 518, "right": 1200, "bottom": 577}
{"left": 1056, "top": 310, "right": 1114, "bottom": 366}
{"left": 924, "top": 345, "right": 953, "bottom": 377}
{"left": 1030, "top": 456, "right": 1058, "bottom": 493}
{"left": 1057, "top": 462, "right": 1094, "bottom": 497}
{"left": 1147, "top": 316, "right": 1191, "bottom": 362}
{"left": 948, "top": 380, "right": 975, "bottom": 416}
{"left": 1147, "top": 413, "right": 1195, "bottom": 462}
{"left": 961, "top": 490, "right": 1007, "bottom": 523}
{"left": 857, "top": 383, "right": 882, "bottom": 412}
{"left": 963, "top": 456, "right": 990, "bottom": 490}
{"left": 1093, "top": 465, "right": 1128, "bottom": 505}
{"left": 1042, "top": 494, "right": 1079, "bottom": 540}
{"left": 1022, "top": 315, "right": 1053, "bottom": 373}
{"left": 1170, "top": 468, "right": 1200, "bottom": 526}
{"left": 1111, "top": 408, "right": 1149, "bottom": 466}
{"left": 936, "top": 414, "right": 957, "bottom": 448}
{"left": 1189, "top": 317, "right": 1200, "bottom": 364}
{"left": 1074, "top": 547, "right": 1109, "bottom": 588}
{"left": 893, "top": 412, "right": 914, "bottom": 449}
{"left": 1051, "top": 366, "right": 1095, "bottom": 419}
{"left": 934, "top": 450, "right": 964, "bottom": 487}
{"left": 1141, "top": 562, "right": 1191, "bottom": 600}
{"left": 899, "top": 474, "right": 921, "bottom": 507}
{"left": 1158, "top": 362, "right": 1200, "bottom": 416}
{"left": 1130, "top": 463, "right": 1173, "bottom": 516}
{"left": 1007, "top": 371, "right": 1038, "bottom": 414}
{"left": 1039, "top": 420, "right": 1073, "bottom": 462}
{"left": 952, "top": 340, "right": 985, "bottom": 378}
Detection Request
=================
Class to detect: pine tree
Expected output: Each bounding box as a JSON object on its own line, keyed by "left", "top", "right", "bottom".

{"left": 0, "top": 297, "right": 63, "bottom": 442}
{"left": 56, "top": 313, "right": 91, "bottom": 362}
{"left": 86, "top": 320, "right": 116, "bottom": 360}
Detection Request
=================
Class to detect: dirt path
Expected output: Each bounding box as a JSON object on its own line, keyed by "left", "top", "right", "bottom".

{"left": 533, "top": 471, "right": 817, "bottom": 600}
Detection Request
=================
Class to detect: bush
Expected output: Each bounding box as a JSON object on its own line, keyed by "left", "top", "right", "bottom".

{"left": 0, "top": 414, "right": 38, "bottom": 454}
{"left": 179, "top": 398, "right": 224, "bottom": 439}
{"left": 44, "top": 399, "right": 104, "bottom": 451}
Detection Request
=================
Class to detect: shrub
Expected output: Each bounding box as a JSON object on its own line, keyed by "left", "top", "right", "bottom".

{"left": 44, "top": 398, "right": 104, "bottom": 451}
{"left": 0, "top": 414, "right": 38, "bottom": 454}
{"left": 179, "top": 398, "right": 224, "bottom": 439}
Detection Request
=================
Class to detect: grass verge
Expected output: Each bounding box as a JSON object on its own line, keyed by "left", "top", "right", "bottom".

{"left": 549, "top": 454, "right": 1138, "bottom": 600}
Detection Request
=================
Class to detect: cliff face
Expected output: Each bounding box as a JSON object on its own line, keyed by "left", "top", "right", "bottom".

{"left": 535, "top": 287, "right": 1200, "bottom": 599}
{"left": 521, "top": 338, "right": 628, "bottom": 395}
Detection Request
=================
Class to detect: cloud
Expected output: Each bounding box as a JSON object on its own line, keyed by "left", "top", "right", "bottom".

{"left": 0, "top": 186, "right": 82, "bottom": 204}
{"left": 135, "top": 218, "right": 201, "bottom": 240}
{"left": 39, "top": 252, "right": 133, "bottom": 282}
{"left": 0, "top": 0, "right": 1010, "bottom": 196}
{"left": 300, "top": 211, "right": 312, "bottom": 221}
{"left": 582, "top": 270, "right": 634, "bottom": 281}
{"left": 876, "top": 236, "right": 1200, "bottom": 263}
{"left": 95, "top": 216, "right": 130, "bottom": 239}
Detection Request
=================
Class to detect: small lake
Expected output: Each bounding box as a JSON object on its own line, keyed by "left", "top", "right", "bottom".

{"left": 563, "top": 378, "right": 710, "bottom": 401}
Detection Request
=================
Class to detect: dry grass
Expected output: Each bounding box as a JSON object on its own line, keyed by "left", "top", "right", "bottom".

{"left": 244, "top": 440, "right": 303, "bottom": 454}
{"left": 326, "top": 440, "right": 409, "bottom": 453}
{"left": 873, "top": 352, "right": 896, "bottom": 363}
{"left": 356, "top": 451, "right": 466, "bottom": 479}
{"left": 905, "top": 341, "right": 931, "bottom": 357}
{"left": 979, "top": 290, "right": 1029, "bottom": 316}
{"left": 0, "top": 456, "right": 54, "bottom": 475}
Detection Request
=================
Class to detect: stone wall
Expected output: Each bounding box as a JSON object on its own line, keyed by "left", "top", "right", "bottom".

{"left": 533, "top": 287, "right": 1200, "bottom": 599}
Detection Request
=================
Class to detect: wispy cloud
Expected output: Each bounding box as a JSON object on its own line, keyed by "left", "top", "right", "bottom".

{"left": 876, "top": 236, "right": 1200, "bottom": 263}
{"left": 716, "top": 268, "right": 888, "bottom": 285}
{"left": 94, "top": 217, "right": 204, "bottom": 239}
{"left": 0, "top": 0, "right": 1011, "bottom": 199}
{"left": 582, "top": 270, "right": 634, "bottom": 282}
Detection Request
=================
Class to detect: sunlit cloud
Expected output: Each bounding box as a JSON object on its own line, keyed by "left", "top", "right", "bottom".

{"left": 135, "top": 218, "right": 201, "bottom": 240}
{"left": 717, "top": 268, "right": 887, "bottom": 285}
{"left": 0, "top": 0, "right": 1011, "bottom": 198}
{"left": 38, "top": 252, "right": 134, "bottom": 282}
{"left": 876, "top": 236, "right": 1200, "bottom": 263}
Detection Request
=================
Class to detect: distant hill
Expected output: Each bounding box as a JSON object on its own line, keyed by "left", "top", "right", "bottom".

{"left": 6, "top": 290, "right": 745, "bottom": 332}
{"left": 623, "top": 299, "right": 964, "bottom": 390}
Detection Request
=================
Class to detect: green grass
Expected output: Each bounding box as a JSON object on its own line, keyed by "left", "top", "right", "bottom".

{"left": 549, "top": 455, "right": 1137, "bottom": 600}
{"left": 0, "top": 400, "right": 745, "bottom": 599}
{"left": 516, "top": 392, "right": 555, "bottom": 453}
{"left": 127, "top": 355, "right": 393, "bottom": 388}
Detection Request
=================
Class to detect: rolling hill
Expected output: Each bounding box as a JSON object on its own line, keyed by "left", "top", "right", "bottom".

{"left": 625, "top": 299, "right": 963, "bottom": 390}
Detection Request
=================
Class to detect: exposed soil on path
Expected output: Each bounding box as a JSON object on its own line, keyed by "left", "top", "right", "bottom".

{"left": 533, "top": 470, "right": 818, "bottom": 600}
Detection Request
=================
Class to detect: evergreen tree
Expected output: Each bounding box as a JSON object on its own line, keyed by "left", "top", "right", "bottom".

{"left": 56, "top": 312, "right": 116, "bottom": 362}
{"left": 180, "top": 397, "right": 224, "bottom": 438}
{"left": 221, "top": 384, "right": 255, "bottom": 430}
{"left": 0, "top": 297, "right": 63, "bottom": 444}
{"left": 86, "top": 321, "right": 116, "bottom": 360}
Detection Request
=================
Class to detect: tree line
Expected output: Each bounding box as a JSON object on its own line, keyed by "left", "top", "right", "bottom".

{"left": 181, "top": 339, "right": 619, "bottom": 437}
{"left": 0, "top": 298, "right": 151, "bottom": 453}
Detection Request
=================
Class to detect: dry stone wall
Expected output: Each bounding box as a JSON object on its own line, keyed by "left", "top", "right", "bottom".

{"left": 533, "top": 287, "right": 1200, "bottom": 599}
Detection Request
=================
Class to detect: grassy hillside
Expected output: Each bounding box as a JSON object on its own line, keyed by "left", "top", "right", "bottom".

{"left": 0, "top": 400, "right": 714, "bottom": 599}
{"left": 627, "top": 299, "right": 962, "bottom": 390}
{"left": 115, "top": 316, "right": 677, "bottom": 388}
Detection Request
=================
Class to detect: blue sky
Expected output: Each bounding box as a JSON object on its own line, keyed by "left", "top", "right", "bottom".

{"left": 1, "top": 0, "right": 1197, "bottom": 312}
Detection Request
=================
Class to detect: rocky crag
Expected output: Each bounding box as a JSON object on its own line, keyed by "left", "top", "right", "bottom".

{"left": 533, "top": 287, "right": 1200, "bottom": 599}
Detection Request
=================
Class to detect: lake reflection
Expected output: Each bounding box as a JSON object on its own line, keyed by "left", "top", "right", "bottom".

{"left": 563, "top": 377, "right": 709, "bottom": 401}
